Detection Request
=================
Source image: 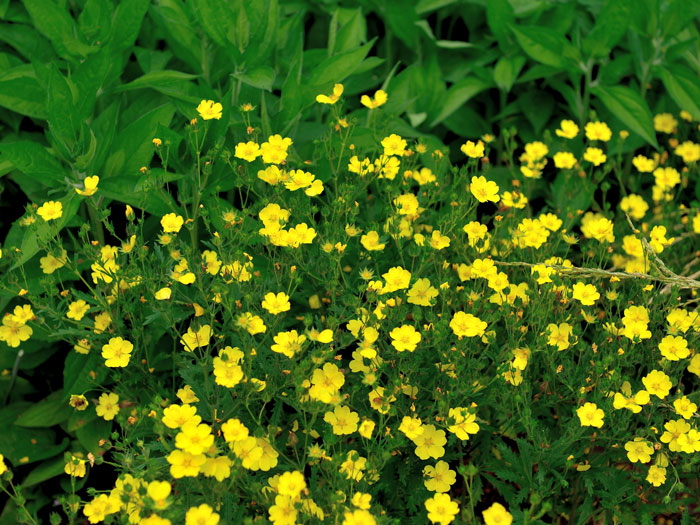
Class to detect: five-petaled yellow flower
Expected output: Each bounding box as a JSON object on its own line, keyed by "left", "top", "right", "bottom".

{"left": 196, "top": 99, "right": 223, "bottom": 120}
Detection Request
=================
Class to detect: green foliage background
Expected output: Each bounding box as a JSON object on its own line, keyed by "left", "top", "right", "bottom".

{"left": 0, "top": 0, "right": 699, "bottom": 523}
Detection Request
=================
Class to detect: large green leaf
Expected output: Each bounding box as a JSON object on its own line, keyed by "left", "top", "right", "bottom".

{"left": 109, "top": 0, "right": 150, "bottom": 52}
{"left": 114, "top": 70, "right": 201, "bottom": 103}
{"left": 0, "top": 22, "right": 55, "bottom": 62}
{"left": 233, "top": 66, "right": 276, "bottom": 91}
{"left": 307, "top": 38, "right": 376, "bottom": 86}
{"left": 430, "top": 77, "right": 491, "bottom": 126}
{"left": 47, "top": 65, "right": 79, "bottom": 154}
{"left": 657, "top": 65, "right": 700, "bottom": 122}
{"left": 510, "top": 24, "right": 578, "bottom": 70}
{"left": 15, "top": 394, "right": 72, "bottom": 427}
{"left": 21, "top": 0, "right": 95, "bottom": 59}
{"left": 63, "top": 351, "right": 108, "bottom": 400}
{"left": 0, "top": 141, "right": 66, "bottom": 187}
{"left": 21, "top": 456, "right": 66, "bottom": 488}
{"left": 104, "top": 103, "right": 175, "bottom": 179}
{"left": 0, "top": 64, "right": 46, "bottom": 118}
{"left": 592, "top": 85, "right": 658, "bottom": 148}
{"left": 582, "top": 0, "right": 632, "bottom": 58}
{"left": 486, "top": 0, "right": 515, "bottom": 50}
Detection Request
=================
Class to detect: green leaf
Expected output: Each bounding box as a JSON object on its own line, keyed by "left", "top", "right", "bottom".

{"left": 382, "top": 0, "right": 418, "bottom": 48}
{"left": 234, "top": 66, "right": 276, "bottom": 91}
{"left": 660, "top": 0, "right": 700, "bottom": 38}
{"left": 333, "top": 7, "right": 366, "bottom": 54}
{"left": 486, "top": 0, "right": 515, "bottom": 50}
{"left": 21, "top": 456, "right": 66, "bottom": 488}
{"left": 4, "top": 193, "right": 81, "bottom": 268}
{"left": 510, "top": 24, "right": 576, "bottom": 70}
{"left": 430, "top": 76, "right": 491, "bottom": 126}
{"left": 0, "top": 64, "right": 46, "bottom": 118}
{"left": 47, "top": 65, "right": 79, "bottom": 154}
{"left": 190, "top": 0, "right": 236, "bottom": 48}
{"left": 591, "top": 85, "right": 658, "bottom": 148}
{"left": 109, "top": 0, "right": 150, "bottom": 52}
{"left": 582, "top": 0, "right": 632, "bottom": 58}
{"left": 21, "top": 0, "right": 95, "bottom": 59}
{"left": 114, "top": 70, "right": 201, "bottom": 103}
{"left": 307, "top": 38, "right": 376, "bottom": 86}
{"left": 0, "top": 141, "right": 66, "bottom": 187}
{"left": 0, "top": 22, "right": 55, "bottom": 62}
{"left": 493, "top": 55, "right": 526, "bottom": 92}
{"left": 657, "top": 65, "right": 700, "bottom": 122}
{"left": 63, "top": 351, "right": 108, "bottom": 400}
{"left": 76, "top": 418, "right": 112, "bottom": 453}
{"left": 149, "top": 1, "right": 201, "bottom": 72}
{"left": 15, "top": 394, "right": 72, "bottom": 427}
{"left": 104, "top": 103, "right": 175, "bottom": 179}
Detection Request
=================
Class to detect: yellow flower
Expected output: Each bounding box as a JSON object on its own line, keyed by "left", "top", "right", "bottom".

{"left": 624, "top": 438, "right": 653, "bottom": 462}
{"left": 69, "top": 394, "right": 88, "bottom": 411}
{"left": 75, "top": 175, "right": 99, "bottom": 196}
{"left": 96, "top": 392, "right": 120, "bottom": 421}
{"left": 585, "top": 121, "right": 612, "bottom": 141}
{"left": 37, "top": 200, "right": 63, "bottom": 221}
{"left": 583, "top": 147, "right": 606, "bottom": 166}
{"left": 381, "top": 134, "right": 407, "bottom": 156}
{"left": 642, "top": 369, "right": 672, "bottom": 399}
{"left": 460, "top": 140, "right": 485, "bottom": 158}
{"left": 632, "top": 155, "right": 656, "bottom": 172}
{"left": 324, "top": 405, "right": 359, "bottom": 435}
{"left": 423, "top": 461, "right": 456, "bottom": 493}
{"left": 658, "top": 335, "right": 690, "bottom": 361}
{"left": 572, "top": 282, "right": 600, "bottom": 306}
{"left": 185, "top": 504, "right": 219, "bottom": 525}
{"left": 154, "top": 287, "right": 172, "bottom": 300}
{"left": 180, "top": 325, "right": 212, "bottom": 352}
{"left": 360, "top": 230, "right": 385, "bottom": 251}
{"left": 469, "top": 175, "right": 500, "bottom": 203}
{"left": 555, "top": 119, "right": 579, "bottom": 139}
{"left": 393, "top": 193, "right": 419, "bottom": 215}
{"left": 425, "top": 493, "right": 459, "bottom": 525}
{"left": 64, "top": 455, "right": 87, "bottom": 477}
{"left": 653, "top": 112, "right": 677, "bottom": 133}
{"left": 66, "top": 300, "right": 90, "bottom": 321}
{"left": 161, "top": 213, "right": 184, "bottom": 233}
{"left": 646, "top": 465, "right": 666, "bottom": 487}
{"left": 234, "top": 141, "right": 261, "bottom": 162}
{"left": 389, "top": 325, "right": 421, "bottom": 352}
{"left": 196, "top": 100, "right": 223, "bottom": 120}
{"left": 413, "top": 424, "right": 446, "bottom": 460}
{"left": 101, "top": 336, "right": 133, "bottom": 367}
{"left": 261, "top": 292, "right": 291, "bottom": 315}
{"left": 316, "top": 83, "right": 344, "bottom": 104}
{"left": 449, "top": 311, "right": 487, "bottom": 338}
{"left": 576, "top": 402, "right": 604, "bottom": 427}
{"left": 482, "top": 502, "right": 513, "bottom": 525}
{"left": 553, "top": 151, "right": 577, "bottom": 169}
{"left": 277, "top": 470, "right": 306, "bottom": 499}
{"left": 0, "top": 454, "right": 7, "bottom": 475}
{"left": 360, "top": 89, "right": 388, "bottom": 109}
{"left": 167, "top": 449, "right": 206, "bottom": 478}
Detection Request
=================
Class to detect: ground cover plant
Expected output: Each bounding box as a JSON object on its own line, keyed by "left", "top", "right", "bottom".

{"left": 0, "top": 0, "right": 700, "bottom": 524}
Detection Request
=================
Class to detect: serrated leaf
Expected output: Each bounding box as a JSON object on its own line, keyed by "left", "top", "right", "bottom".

{"left": 592, "top": 85, "right": 658, "bottom": 148}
